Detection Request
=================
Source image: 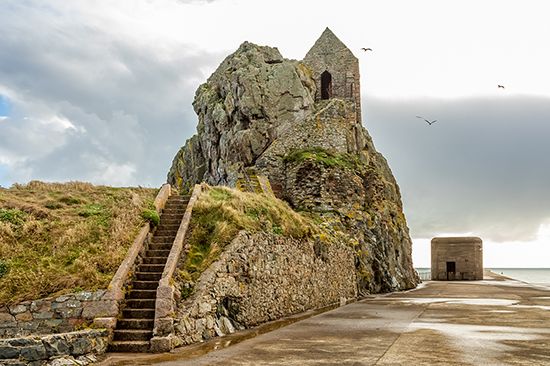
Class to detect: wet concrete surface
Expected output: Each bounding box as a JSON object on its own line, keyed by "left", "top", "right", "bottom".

{"left": 98, "top": 272, "right": 550, "bottom": 365}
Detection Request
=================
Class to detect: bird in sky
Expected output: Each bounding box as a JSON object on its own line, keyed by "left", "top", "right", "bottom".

{"left": 361, "top": 47, "right": 373, "bottom": 52}
{"left": 498, "top": 84, "right": 505, "bottom": 89}
{"left": 416, "top": 116, "right": 437, "bottom": 125}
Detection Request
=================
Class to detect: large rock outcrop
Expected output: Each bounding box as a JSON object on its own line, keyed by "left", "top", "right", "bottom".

{"left": 168, "top": 41, "right": 419, "bottom": 294}
{"left": 168, "top": 42, "right": 315, "bottom": 190}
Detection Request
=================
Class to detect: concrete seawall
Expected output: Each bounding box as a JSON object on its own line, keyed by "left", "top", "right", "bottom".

{"left": 99, "top": 271, "right": 550, "bottom": 365}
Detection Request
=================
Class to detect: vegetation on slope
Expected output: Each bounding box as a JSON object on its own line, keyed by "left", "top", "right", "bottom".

{"left": 283, "top": 147, "right": 361, "bottom": 170}
{"left": 0, "top": 181, "right": 157, "bottom": 305}
{"left": 178, "top": 185, "right": 322, "bottom": 297}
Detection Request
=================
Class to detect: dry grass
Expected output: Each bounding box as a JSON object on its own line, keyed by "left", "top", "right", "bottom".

{"left": 178, "top": 185, "right": 321, "bottom": 296}
{"left": 0, "top": 181, "right": 157, "bottom": 305}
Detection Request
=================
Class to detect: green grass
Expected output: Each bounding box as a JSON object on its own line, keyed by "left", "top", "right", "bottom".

{"left": 283, "top": 147, "right": 360, "bottom": 170}
{"left": 0, "top": 181, "right": 157, "bottom": 305}
{"left": 178, "top": 185, "right": 320, "bottom": 297}
{"left": 0, "top": 208, "right": 27, "bottom": 226}
{"left": 141, "top": 208, "right": 160, "bottom": 226}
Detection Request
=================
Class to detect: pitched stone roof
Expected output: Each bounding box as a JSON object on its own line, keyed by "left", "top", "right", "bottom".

{"left": 304, "top": 27, "right": 357, "bottom": 61}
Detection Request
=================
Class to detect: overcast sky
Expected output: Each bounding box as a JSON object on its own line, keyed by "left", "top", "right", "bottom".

{"left": 1, "top": 0, "right": 549, "bottom": 267}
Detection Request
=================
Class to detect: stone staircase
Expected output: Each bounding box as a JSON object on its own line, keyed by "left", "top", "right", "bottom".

{"left": 236, "top": 168, "right": 262, "bottom": 194}
{"left": 108, "top": 194, "right": 190, "bottom": 352}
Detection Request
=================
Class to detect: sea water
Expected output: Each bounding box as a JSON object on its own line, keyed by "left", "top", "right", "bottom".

{"left": 490, "top": 268, "right": 550, "bottom": 286}
{"left": 414, "top": 268, "right": 550, "bottom": 286}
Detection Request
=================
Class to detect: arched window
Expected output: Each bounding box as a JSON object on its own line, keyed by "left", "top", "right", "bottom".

{"left": 321, "top": 71, "right": 332, "bottom": 100}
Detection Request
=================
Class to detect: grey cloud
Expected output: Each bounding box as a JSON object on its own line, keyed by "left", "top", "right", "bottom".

{"left": 0, "top": 1, "right": 224, "bottom": 186}
{"left": 2, "top": 1, "right": 549, "bottom": 244}
{"left": 364, "top": 95, "right": 550, "bottom": 242}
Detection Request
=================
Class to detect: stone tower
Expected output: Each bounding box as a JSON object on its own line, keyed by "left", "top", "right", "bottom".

{"left": 303, "top": 27, "right": 362, "bottom": 122}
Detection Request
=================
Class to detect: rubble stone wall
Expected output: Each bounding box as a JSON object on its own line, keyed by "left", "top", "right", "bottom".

{"left": 0, "top": 291, "right": 106, "bottom": 339}
{"left": 0, "top": 329, "right": 107, "bottom": 365}
{"left": 172, "top": 232, "right": 357, "bottom": 346}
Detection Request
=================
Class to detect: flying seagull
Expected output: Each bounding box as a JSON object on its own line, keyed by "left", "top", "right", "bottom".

{"left": 416, "top": 116, "right": 437, "bottom": 125}
{"left": 498, "top": 84, "right": 505, "bottom": 89}
{"left": 361, "top": 47, "right": 373, "bottom": 52}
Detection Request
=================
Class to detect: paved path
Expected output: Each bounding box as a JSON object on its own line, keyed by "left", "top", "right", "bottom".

{"left": 99, "top": 273, "right": 550, "bottom": 366}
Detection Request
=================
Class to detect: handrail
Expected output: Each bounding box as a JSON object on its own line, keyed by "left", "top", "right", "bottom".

{"left": 151, "top": 183, "right": 202, "bottom": 351}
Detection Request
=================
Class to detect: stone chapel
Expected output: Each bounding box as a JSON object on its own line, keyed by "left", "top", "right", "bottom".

{"left": 303, "top": 27, "right": 362, "bottom": 122}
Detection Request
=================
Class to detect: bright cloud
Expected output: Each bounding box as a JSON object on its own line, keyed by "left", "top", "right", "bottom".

{"left": 413, "top": 220, "right": 550, "bottom": 268}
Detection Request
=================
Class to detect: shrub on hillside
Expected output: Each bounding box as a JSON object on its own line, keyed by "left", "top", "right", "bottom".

{"left": 141, "top": 209, "right": 160, "bottom": 226}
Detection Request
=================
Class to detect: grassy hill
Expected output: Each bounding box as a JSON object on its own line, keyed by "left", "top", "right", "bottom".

{"left": 0, "top": 181, "right": 157, "bottom": 305}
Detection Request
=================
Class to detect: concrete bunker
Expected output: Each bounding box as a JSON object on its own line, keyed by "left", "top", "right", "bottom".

{"left": 431, "top": 237, "right": 483, "bottom": 280}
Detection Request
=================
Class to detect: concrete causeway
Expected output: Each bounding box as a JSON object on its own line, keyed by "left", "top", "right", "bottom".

{"left": 98, "top": 272, "right": 550, "bottom": 366}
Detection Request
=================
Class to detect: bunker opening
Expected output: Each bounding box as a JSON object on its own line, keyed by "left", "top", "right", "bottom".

{"left": 446, "top": 261, "right": 456, "bottom": 280}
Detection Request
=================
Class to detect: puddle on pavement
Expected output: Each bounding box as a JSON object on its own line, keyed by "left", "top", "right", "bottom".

{"left": 409, "top": 322, "right": 550, "bottom": 341}
{"left": 512, "top": 304, "right": 550, "bottom": 311}
{"left": 487, "top": 310, "right": 516, "bottom": 313}
{"left": 390, "top": 298, "right": 519, "bottom": 306}
{"left": 98, "top": 302, "right": 341, "bottom": 366}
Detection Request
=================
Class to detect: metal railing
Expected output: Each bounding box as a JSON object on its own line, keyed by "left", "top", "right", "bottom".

{"left": 416, "top": 269, "right": 431, "bottom": 281}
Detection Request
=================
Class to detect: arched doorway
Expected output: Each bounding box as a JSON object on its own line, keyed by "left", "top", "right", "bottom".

{"left": 321, "top": 70, "right": 332, "bottom": 100}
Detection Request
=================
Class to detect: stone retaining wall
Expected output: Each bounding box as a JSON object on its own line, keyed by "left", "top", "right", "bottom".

{"left": 0, "top": 329, "right": 107, "bottom": 365}
{"left": 0, "top": 291, "right": 106, "bottom": 339}
{"left": 171, "top": 231, "right": 357, "bottom": 346}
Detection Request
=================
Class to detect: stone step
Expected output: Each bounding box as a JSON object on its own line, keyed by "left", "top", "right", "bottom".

{"left": 160, "top": 214, "right": 185, "bottom": 220}
{"left": 155, "top": 224, "right": 181, "bottom": 231}
{"left": 159, "top": 218, "right": 183, "bottom": 225}
{"left": 162, "top": 210, "right": 186, "bottom": 216}
{"left": 146, "top": 249, "right": 171, "bottom": 257}
{"left": 166, "top": 197, "right": 188, "bottom": 202}
{"left": 163, "top": 205, "right": 187, "bottom": 211}
{"left": 113, "top": 329, "right": 153, "bottom": 342}
{"left": 128, "top": 290, "right": 156, "bottom": 299}
{"left": 148, "top": 243, "right": 172, "bottom": 251}
{"left": 142, "top": 257, "right": 167, "bottom": 265}
{"left": 138, "top": 264, "right": 166, "bottom": 273}
{"left": 163, "top": 203, "right": 187, "bottom": 209}
{"left": 135, "top": 272, "right": 162, "bottom": 281}
{"left": 131, "top": 281, "right": 159, "bottom": 290}
{"left": 168, "top": 196, "right": 190, "bottom": 201}
{"left": 154, "top": 229, "right": 179, "bottom": 237}
{"left": 152, "top": 236, "right": 176, "bottom": 244}
{"left": 122, "top": 308, "right": 155, "bottom": 319}
{"left": 108, "top": 340, "right": 150, "bottom": 353}
{"left": 116, "top": 318, "right": 154, "bottom": 330}
{"left": 125, "top": 299, "right": 156, "bottom": 309}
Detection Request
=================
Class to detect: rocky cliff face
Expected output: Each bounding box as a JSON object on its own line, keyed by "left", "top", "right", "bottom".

{"left": 168, "top": 42, "right": 419, "bottom": 294}
{"left": 168, "top": 42, "right": 315, "bottom": 190}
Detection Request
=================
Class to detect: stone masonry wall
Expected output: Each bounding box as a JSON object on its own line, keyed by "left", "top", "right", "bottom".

{"left": 0, "top": 291, "right": 106, "bottom": 339}
{"left": 0, "top": 329, "right": 107, "bottom": 365}
{"left": 255, "top": 98, "right": 366, "bottom": 199}
{"left": 172, "top": 232, "right": 357, "bottom": 346}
